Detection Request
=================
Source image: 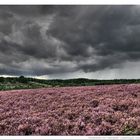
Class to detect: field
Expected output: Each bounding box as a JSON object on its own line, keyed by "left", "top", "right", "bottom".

{"left": 0, "top": 84, "right": 140, "bottom": 135}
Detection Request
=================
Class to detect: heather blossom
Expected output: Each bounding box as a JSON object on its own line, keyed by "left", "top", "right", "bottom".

{"left": 0, "top": 84, "right": 140, "bottom": 135}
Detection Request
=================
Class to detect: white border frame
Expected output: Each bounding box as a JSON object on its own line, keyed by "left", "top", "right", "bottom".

{"left": 0, "top": 1, "right": 140, "bottom": 139}
{"left": 0, "top": 0, "right": 140, "bottom": 5}
{"left": 0, "top": 136, "right": 140, "bottom": 139}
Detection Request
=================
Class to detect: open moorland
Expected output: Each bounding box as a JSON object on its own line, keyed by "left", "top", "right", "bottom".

{"left": 0, "top": 84, "right": 140, "bottom": 135}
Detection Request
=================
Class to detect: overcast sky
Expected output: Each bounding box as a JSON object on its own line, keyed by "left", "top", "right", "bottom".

{"left": 0, "top": 5, "right": 140, "bottom": 79}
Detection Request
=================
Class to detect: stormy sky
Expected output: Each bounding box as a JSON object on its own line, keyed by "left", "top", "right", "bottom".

{"left": 0, "top": 5, "right": 140, "bottom": 79}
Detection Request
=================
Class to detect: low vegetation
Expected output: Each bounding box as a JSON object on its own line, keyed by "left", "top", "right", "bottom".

{"left": 0, "top": 84, "right": 140, "bottom": 135}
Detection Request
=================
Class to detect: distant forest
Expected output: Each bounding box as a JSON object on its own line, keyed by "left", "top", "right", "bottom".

{"left": 0, "top": 76, "right": 140, "bottom": 91}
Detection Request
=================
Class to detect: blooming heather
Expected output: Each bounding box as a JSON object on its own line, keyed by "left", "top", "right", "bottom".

{"left": 0, "top": 84, "right": 140, "bottom": 135}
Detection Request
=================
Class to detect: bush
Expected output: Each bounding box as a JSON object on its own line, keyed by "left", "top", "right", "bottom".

{"left": 18, "top": 124, "right": 33, "bottom": 135}
{"left": 90, "top": 100, "right": 99, "bottom": 108}
{"left": 122, "top": 125, "right": 137, "bottom": 135}
{"left": 112, "top": 103, "right": 128, "bottom": 111}
{"left": 18, "top": 76, "right": 28, "bottom": 83}
{"left": 0, "top": 77, "right": 4, "bottom": 83}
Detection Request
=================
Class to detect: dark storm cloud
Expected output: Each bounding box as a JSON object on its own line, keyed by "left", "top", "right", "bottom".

{"left": 0, "top": 5, "right": 140, "bottom": 76}
{"left": 48, "top": 5, "right": 140, "bottom": 72}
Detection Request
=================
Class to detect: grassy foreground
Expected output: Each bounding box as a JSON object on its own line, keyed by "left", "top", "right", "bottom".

{"left": 0, "top": 76, "right": 140, "bottom": 90}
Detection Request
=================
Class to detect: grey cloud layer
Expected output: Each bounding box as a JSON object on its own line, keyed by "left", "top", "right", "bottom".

{"left": 0, "top": 5, "right": 140, "bottom": 76}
